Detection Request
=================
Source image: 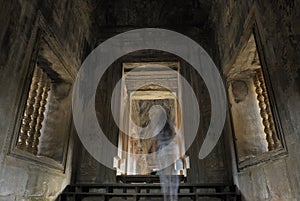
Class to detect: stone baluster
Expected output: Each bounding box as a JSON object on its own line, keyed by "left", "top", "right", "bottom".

{"left": 254, "top": 70, "right": 274, "bottom": 151}
{"left": 17, "top": 67, "right": 41, "bottom": 150}
{"left": 32, "top": 73, "right": 50, "bottom": 155}
{"left": 256, "top": 69, "right": 280, "bottom": 149}
{"left": 26, "top": 67, "right": 44, "bottom": 154}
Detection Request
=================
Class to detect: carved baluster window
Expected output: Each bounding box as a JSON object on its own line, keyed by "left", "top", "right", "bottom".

{"left": 253, "top": 68, "right": 281, "bottom": 151}
{"left": 17, "top": 66, "right": 51, "bottom": 155}
{"left": 11, "top": 26, "right": 73, "bottom": 170}
{"left": 227, "top": 31, "right": 286, "bottom": 169}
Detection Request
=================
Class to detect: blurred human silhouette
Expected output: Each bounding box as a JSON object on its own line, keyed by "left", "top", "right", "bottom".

{"left": 148, "top": 105, "right": 180, "bottom": 201}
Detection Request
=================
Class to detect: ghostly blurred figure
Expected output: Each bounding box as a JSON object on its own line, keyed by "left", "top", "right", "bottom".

{"left": 148, "top": 105, "right": 180, "bottom": 201}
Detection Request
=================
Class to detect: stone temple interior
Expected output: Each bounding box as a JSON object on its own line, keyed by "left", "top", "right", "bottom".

{"left": 0, "top": 0, "right": 299, "bottom": 201}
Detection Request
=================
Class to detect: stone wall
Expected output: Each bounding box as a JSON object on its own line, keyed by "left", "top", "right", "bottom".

{"left": 211, "top": 0, "right": 300, "bottom": 200}
{"left": 0, "top": 0, "right": 93, "bottom": 200}
{"left": 1, "top": 0, "right": 299, "bottom": 200}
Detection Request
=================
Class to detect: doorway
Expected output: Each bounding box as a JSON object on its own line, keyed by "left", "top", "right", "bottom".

{"left": 115, "top": 62, "right": 187, "bottom": 178}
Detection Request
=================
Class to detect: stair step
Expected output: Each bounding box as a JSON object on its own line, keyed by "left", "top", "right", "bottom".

{"left": 56, "top": 183, "right": 241, "bottom": 201}
{"left": 81, "top": 198, "right": 220, "bottom": 201}
{"left": 82, "top": 198, "right": 195, "bottom": 201}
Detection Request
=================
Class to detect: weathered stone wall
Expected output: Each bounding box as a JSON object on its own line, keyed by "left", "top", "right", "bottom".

{"left": 211, "top": 0, "right": 300, "bottom": 200}
{"left": 1, "top": 0, "right": 299, "bottom": 200}
{"left": 0, "top": 0, "right": 93, "bottom": 200}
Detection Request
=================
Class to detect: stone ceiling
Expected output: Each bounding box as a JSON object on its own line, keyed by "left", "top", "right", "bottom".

{"left": 90, "top": 0, "right": 212, "bottom": 27}
{"left": 87, "top": 0, "right": 215, "bottom": 51}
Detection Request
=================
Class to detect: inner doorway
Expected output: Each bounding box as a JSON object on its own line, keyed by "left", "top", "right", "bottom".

{"left": 115, "top": 62, "right": 188, "bottom": 178}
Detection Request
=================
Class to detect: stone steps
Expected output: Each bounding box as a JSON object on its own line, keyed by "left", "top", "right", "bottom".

{"left": 56, "top": 183, "right": 241, "bottom": 201}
